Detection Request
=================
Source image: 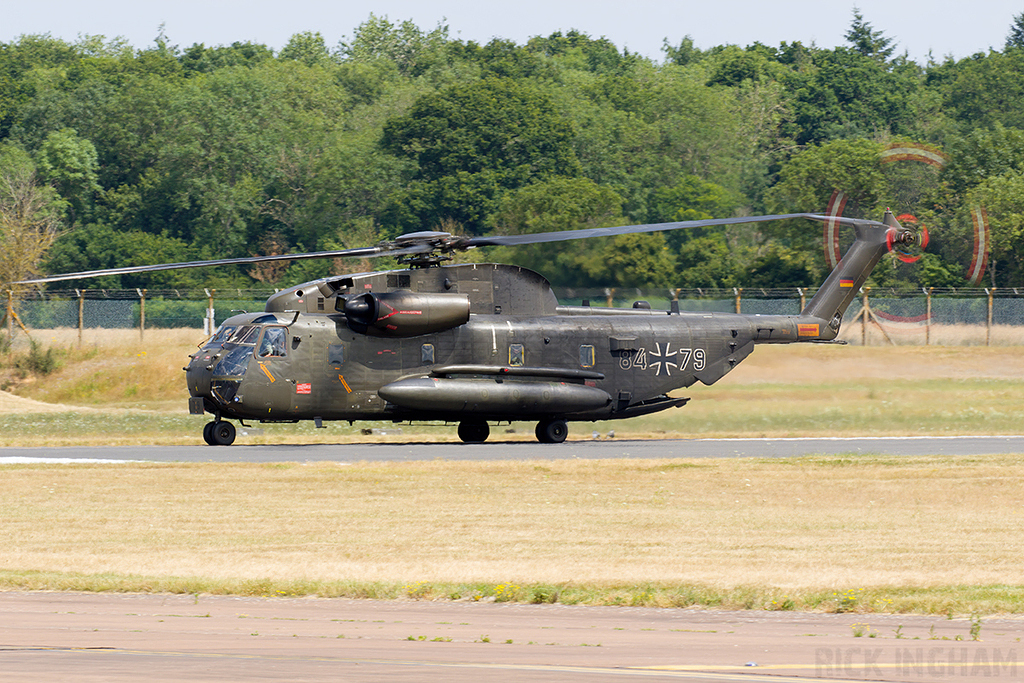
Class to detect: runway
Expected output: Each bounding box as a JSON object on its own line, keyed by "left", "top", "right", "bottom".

{"left": 1, "top": 435, "right": 1023, "bottom": 463}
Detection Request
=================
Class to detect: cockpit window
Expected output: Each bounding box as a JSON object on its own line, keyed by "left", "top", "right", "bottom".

{"left": 211, "top": 325, "right": 236, "bottom": 345}
{"left": 213, "top": 345, "right": 254, "bottom": 377}
{"left": 228, "top": 325, "right": 260, "bottom": 345}
{"left": 257, "top": 326, "right": 287, "bottom": 358}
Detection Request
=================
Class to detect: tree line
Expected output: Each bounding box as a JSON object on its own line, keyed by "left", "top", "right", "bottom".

{"left": 2, "top": 11, "right": 1024, "bottom": 291}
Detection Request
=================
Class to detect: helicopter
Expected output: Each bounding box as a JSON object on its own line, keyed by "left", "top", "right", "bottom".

{"left": 18, "top": 210, "right": 917, "bottom": 445}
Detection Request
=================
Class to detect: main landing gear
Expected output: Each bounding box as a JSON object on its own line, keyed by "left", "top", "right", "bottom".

{"left": 456, "top": 419, "right": 569, "bottom": 444}
{"left": 535, "top": 419, "right": 568, "bottom": 444}
{"left": 203, "top": 420, "right": 236, "bottom": 446}
{"left": 457, "top": 419, "right": 489, "bottom": 443}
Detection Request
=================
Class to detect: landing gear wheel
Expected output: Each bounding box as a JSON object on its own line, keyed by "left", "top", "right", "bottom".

{"left": 210, "top": 421, "right": 236, "bottom": 446}
{"left": 536, "top": 419, "right": 568, "bottom": 444}
{"left": 457, "top": 420, "right": 489, "bottom": 443}
{"left": 203, "top": 421, "right": 217, "bottom": 445}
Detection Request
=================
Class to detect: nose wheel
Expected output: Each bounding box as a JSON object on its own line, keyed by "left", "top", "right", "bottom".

{"left": 203, "top": 420, "right": 236, "bottom": 446}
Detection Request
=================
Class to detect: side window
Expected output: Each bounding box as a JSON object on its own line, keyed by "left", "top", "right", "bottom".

{"left": 579, "top": 344, "right": 595, "bottom": 368}
{"left": 421, "top": 343, "right": 435, "bottom": 364}
{"left": 509, "top": 343, "right": 524, "bottom": 367}
{"left": 257, "top": 326, "right": 287, "bottom": 358}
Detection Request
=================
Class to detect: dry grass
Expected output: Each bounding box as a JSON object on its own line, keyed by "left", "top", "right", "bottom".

{"left": 2, "top": 455, "right": 1024, "bottom": 613}
{"left": 3, "top": 328, "right": 202, "bottom": 410}
{"left": 838, "top": 322, "right": 1024, "bottom": 347}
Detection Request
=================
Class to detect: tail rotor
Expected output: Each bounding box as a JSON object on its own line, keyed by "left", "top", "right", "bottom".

{"left": 885, "top": 211, "right": 929, "bottom": 263}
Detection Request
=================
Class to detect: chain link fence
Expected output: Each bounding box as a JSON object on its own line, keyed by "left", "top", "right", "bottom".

{"left": 557, "top": 286, "right": 1024, "bottom": 346}
{"left": 3, "top": 286, "right": 1024, "bottom": 346}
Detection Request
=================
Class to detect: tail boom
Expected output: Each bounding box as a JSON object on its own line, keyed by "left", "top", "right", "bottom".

{"left": 798, "top": 209, "right": 913, "bottom": 340}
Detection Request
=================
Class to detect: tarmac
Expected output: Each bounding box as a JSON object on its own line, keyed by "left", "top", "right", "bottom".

{"left": 2, "top": 592, "right": 1023, "bottom": 682}
{"left": 3, "top": 435, "right": 1024, "bottom": 463}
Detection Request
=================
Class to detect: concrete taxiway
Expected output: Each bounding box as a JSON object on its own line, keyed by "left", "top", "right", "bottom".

{"left": 1, "top": 435, "right": 1023, "bottom": 463}
{"left": 2, "top": 592, "right": 1022, "bottom": 682}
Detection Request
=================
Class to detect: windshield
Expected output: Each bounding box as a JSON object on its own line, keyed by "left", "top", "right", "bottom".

{"left": 213, "top": 345, "right": 254, "bottom": 378}
{"left": 228, "top": 325, "right": 260, "bottom": 345}
{"left": 210, "top": 325, "right": 236, "bottom": 345}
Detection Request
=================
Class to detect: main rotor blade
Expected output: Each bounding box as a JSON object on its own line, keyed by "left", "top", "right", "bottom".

{"left": 14, "top": 243, "right": 432, "bottom": 285}
{"left": 466, "top": 213, "right": 885, "bottom": 248}
{"left": 15, "top": 212, "right": 885, "bottom": 285}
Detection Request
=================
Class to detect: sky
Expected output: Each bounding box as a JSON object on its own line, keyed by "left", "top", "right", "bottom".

{"left": 4, "top": 0, "right": 1022, "bottom": 64}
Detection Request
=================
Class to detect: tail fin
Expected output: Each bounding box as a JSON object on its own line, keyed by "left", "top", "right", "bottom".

{"left": 800, "top": 210, "right": 914, "bottom": 339}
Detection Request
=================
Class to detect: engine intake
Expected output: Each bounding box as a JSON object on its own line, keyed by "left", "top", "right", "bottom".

{"left": 342, "top": 290, "right": 471, "bottom": 337}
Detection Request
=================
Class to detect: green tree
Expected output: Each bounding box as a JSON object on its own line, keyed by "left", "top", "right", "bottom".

{"left": 647, "top": 175, "right": 738, "bottom": 224}
{"left": 644, "top": 175, "right": 745, "bottom": 286}
{"left": 526, "top": 30, "right": 631, "bottom": 74}
{"left": 34, "top": 127, "right": 99, "bottom": 223}
{"left": 743, "top": 244, "right": 815, "bottom": 287}
{"left": 43, "top": 222, "right": 197, "bottom": 288}
{"left": 962, "top": 170, "right": 1024, "bottom": 286}
{"left": 661, "top": 36, "right": 703, "bottom": 66}
{"left": 180, "top": 41, "right": 273, "bottom": 73}
{"left": 933, "top": 50, "right": 1024, "bottom": 130}
{"left": 705, "top": 45, "right": 773, "bottom": 87}
{"left": 675, "top": 234, "right": 739, "bottom": 288}
{"left": 941, "top": 124, "right": 1024, "bottom": 198}
{"left": 447, "top": 38, "right": 551, "bottom": 80}
{"left": 0, "top": 34, "right": 83, "bottom": 138}
{"left": 592, "top": 232, "right": 675, "bottom": 287}
{"left": 766, "top": 138, "right": 887, "bottom": 218}
{"left": 782, "top": 47, "right": 921, "bottom": 144}
{"left": 485, "top": 176, "right": 627, "bottom": 286}
{"left": 845, "top": 9, "right": 897, "bottom": 60}
{"left": 278, "top": 31, "right": 333, "bottom": 67}
{"left": 1006, "top": 12, "right": 1024, "bottom": 50}
{"left": 381, "top": 77, "right": 581, "bottom": 234}
{"left": 383, "top": 76, "right": 579, "bottom": 182}
{"left": 339, "top": 14, "right": 449, "bottom": 76}
{"left": 764, "top": 138, "right": 887, "bottom": 262}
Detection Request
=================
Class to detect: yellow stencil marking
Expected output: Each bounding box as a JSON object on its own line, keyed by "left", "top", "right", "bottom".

{"left": 338, "top": 375, "right": 352, "bottom": 393}
{"left": 258, "top": 362, "right": 276, "bottom": 382}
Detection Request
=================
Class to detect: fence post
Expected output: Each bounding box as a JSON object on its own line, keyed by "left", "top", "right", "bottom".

{"left": 734, "top": 287, "right": 742, "bottom": 314}
{"left": 137, "top": 288, "right": 146, "bottom": 341}
{"left": 605, "top": 288, "right": 614, "bottom": 308}
{"left": 5, "top": 290, "right": 11, "bottom": 340}
{"left": 76, "top": 289, "right": 85, "bottom": 346}
{"left": 861, "top": 287, "right": 870, "bottom": 346}
{"left": 924, "top": 287, "right": 933, "bottom": 346}
{"left": 985, "top": 287, "right": 995, "bottom": 346}
{"left": 797, "top": 288, "right": 805, "bottom": 314}
{"left": 207, "top": 288, "right": 216, "bottom": 334}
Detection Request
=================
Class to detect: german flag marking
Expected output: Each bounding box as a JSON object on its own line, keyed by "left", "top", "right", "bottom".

{"left": 840, "top": 278, "right": 855, "bottom": 288}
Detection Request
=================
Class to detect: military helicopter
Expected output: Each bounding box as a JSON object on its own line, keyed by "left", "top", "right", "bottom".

{"left": 19, "top": 211, "right": 917, "bottom": 445}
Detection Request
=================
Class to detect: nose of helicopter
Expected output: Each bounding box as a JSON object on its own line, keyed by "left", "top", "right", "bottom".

{"left": 185, "top": 353, "right": 213, "bottom": 398}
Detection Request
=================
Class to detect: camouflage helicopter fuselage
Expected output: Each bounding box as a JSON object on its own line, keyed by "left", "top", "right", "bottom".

{"left": 185, "top": 216, "right": 898, "bottom": 443}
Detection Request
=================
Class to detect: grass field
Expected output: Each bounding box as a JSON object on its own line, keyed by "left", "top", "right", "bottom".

{"left": 1, "top": 330, "right": 1023, "bottom": 614}
{"left": 2, "top": 455, "right": 1024, "bottom": 615}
